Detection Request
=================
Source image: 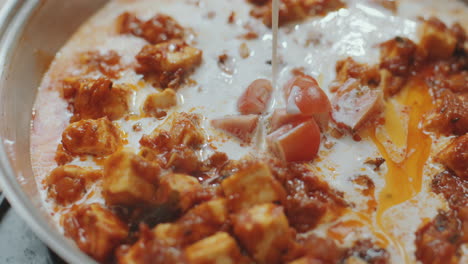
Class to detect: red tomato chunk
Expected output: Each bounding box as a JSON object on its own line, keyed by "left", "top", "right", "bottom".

{"left": 237, "top": 79, "right": 273, "bottom": 115}
{"left": 284, "top": 74, "right": 332, "bottom": 130}
{"left": 211, "top": 114, "right": 259, "bottom": 143}
{"left": 267, "top": 119, "right": 321, "bottom": 162}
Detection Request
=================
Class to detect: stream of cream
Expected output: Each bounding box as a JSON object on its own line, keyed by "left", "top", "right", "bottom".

{"left": 272, "top": 0, "right": 280, "bottom": 89}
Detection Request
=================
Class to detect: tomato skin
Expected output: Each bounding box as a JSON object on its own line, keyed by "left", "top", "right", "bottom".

{"left": 211, "top": 114, "right": 259, "bottom": 143}
{"left": 237, "top": 79, "right": 273, "bottom": 115}
{"left": 284, "top": 74, "right": 331, "bottom": 116}
{"left": 267, "top": 119, "right": 321, "bottom": 162}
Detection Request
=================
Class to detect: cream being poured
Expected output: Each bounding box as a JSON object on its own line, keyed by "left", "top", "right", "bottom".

{"left": 271, "top": 0, "right": 280, "bottom": 90}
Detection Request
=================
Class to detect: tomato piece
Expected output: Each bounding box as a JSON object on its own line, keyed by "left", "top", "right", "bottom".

{"left": 270, "top": 108, "right": 309, "bottom": 131}
{"left": 267, "top": 119, "right": 321, "bottom": 162}
{"left": 237, "top": 79, "right": 273, "bottom": 115}
{"left": 211, "top": 114, "right": 259, "bottom": 143}
{"left": 284, "top": 74, "right": 332, "bottom": 116}
{"left": 331, "top": 79, "right": 383, "bottom": 131}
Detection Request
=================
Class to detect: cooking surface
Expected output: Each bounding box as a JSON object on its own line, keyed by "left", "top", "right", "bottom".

{"left": 0, "top": 198, "right": 65, "bottom": 264}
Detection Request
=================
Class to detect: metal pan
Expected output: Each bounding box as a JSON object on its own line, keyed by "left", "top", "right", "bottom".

{"left": 0, "top": 0, "right": 107, "bottom": 263}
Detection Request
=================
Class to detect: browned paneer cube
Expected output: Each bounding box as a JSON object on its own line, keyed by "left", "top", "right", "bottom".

{"left": 175, "top": 198, "right": 229, "bottom": 246}
{"left": 416, "top": 211, "right": 465, "bottom": 264}
{"left": 248, "top": 0, "right": 269, "bottom": 5}
{"left": 62, "top": 77, "right": 131, "bottom": 121}
{"left": 136, "top": 39, "right": 202, "bottom": 74}
{"left": 285, "top": 176, "right": 347, "bottom": 233}
{"left": 289, "top": 234, "right": 344, "bottom": 263}
{"left": 61, "top": 117, "right": 123, "bottom": 156}
{"left": 221, "top": 162, "right": 286, "bottom": 212}
{"left": 120, "top": 198, "right": 229, "bottom": 262}
{"left": 170, "top": 112, "right": 205, "bottom": 147}
{"left": 55, "top": 143, "right": 73, "bottom": 165}
{"left": 287, "top": 258, "right": 308, "bottom": 264}
{"left": 139, "top": 130, "right": 173, "bottom": 156}
{"left": 233, "top": 203, "right": 294, "bottom": 264}
{"left": 143, "top": 88, "right": 178, "bottom": 118}
{"left": 424, "top": 89, "right": 468, "bottom": 136}
{"left": 379, "top": 37, "right": 417, "bottom": 76}
{"left": 343, "top": 240, "right": 390, "bottom": 264}
{"left": 288, "top": 257, "right": 332, "bottom": 264}
{"left": 333, "top": 57, "right": 380, "bottom": 88}
{"left": 436, "top": 134, "right": 468, "bottom": 180}
{"left": 103, "top": 150, "right": 161, "bottom": 206}
{"left": 151, "top": 223, "right": 182, "bottom": 246}
{"left": 419, "top": 17, "right": 457, "bottom": 60}
{"left": 331, "top": 80, "right": 383, "bottom": 132}
{"left": 379, "top": 69, "right": 406, "bottom": 98}
{"left": 149, "top": 199, "right": 229, "bottom": 247}
{"left": 155, "top": 173, "right": 202, "bottom": 212}
{"left": 166, "top": 146, "right": 201, "bottom": 173}
{"left": 184, "top": 232, "right": 250, "bottom": 264}
{"left": 118, "top": 12, "right": 185, "bottom": 44}
{"left": 79, "top": 50, "right": 122, "bottom": 79}
{"left": 63, "top": 203, "right": 128, "bottom": 262}
{"left": 46, "top": 165, "right": 102, "bottom": 205}
{"left": 117, "top": 225, "right": 186, "bottom": 264}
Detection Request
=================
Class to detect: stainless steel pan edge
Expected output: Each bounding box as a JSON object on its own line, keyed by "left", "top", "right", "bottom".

{"left": 0, "top": 0, "right": 107, "bottom": 263}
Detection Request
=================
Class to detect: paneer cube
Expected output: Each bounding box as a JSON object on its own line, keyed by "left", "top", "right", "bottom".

{"left": 136, "top": 40, "right": 202, "bottom": 74}
{"left": 344, "top": 257, "right": 369, "bottom": 264}
{"left": 331, "top": 81, "right": 383, "bottom": 132}
{"left": 185, "top": 232, "right": 250, "bottom": 264}
{"left": 286, "top": 177, "right": 346, "bottom": 232}
{"left": 233, "top": 203, "right": 294, "bottom": 264}
{"left": 169, "top": 112, "right": 205, "bottom": 147}
{"left": 379, "top": 37, "right": 417, "bottom": 76}
{"left": 154, "top": 198, "right": 229, "bottom": 247}
{"left": 61, "top": 117, "right": 123, "bottom": 156}
{"left": 333, "top": 57, "right": 380, "bottom": 88}
{"left": 117, "top": 225, "right": 185, "bottom": 264}
{"left": 166, "top": 147, "right": 201, "bottom": 173}
{"left": 122, "top": 199, "right": 228, "bottom": 256}
{"left": 79, "top": 50, "right": 122, "bottom": 79}
{"left": 103, "top": 150, "right": 161, "bottom": 206}
{"left": 62, "top": 77, "right": 131, "bottom": 122}
{"left": 118, "top": 12, "right": 185, "bottom": 44}
{"left": 143, "top": 88, "right": 178, "bottom": 118}
{"left": 152, "top": 223, "right": 182, "bottom": 246}
{"left": 424, "top": 89, "right": 468, "bottom": 136}
{"left": 436, "top": 134, "right": 468, "bottom": 180}
{"left": 288, "top": 258, "right": 323, "bottom": 264}
{"left": 63, "top": 203, "right": 128, "bottom": 262}
{"left": 379, "top": 69, "right": 406, "bottom": 98}
{"left": 155, "top": 173, "right": 202, "bottom": 211}
{"left": 175, "top": 198, "right": 229, "bottom": 245}
{"left": 419, "top": 18, "right": 457, "bottom": 60}
{"left": 46, "top": 165, "right": 102, "bottom": 205}
{"left": 221, "top": 162, "right": 286, "bottom": 212}
{"left": 55, "top": 143, "right": 73, "bottom": 165}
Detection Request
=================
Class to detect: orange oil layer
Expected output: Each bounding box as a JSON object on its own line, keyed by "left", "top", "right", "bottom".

{"left": 374, "top": 77, "right": 433, "bottom": 215}
{"left": 367, "top": 77, "right": 434, "bottom": 262}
